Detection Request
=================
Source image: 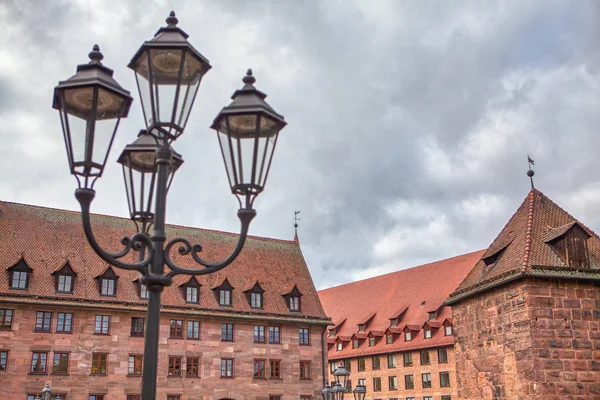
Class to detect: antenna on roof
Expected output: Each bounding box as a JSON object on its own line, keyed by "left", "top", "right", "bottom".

{"left": 527, "top": 154, "right": 535, "bottom": 189}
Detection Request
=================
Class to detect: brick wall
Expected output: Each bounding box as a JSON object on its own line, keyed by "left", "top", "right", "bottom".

{"left": 452, "top": 278, "right": 600, "bottom": 400}
{"left": 0, "top": 303, "right": 326, "bottom": 399}
{"left": 328, "top": 345, "right": 456, "bottom": 400}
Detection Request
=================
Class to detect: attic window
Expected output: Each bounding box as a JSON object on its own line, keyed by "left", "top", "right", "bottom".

{"left": 369, "top": 337, "right": 375, "bottom": 346}
{"left": 8, "top": 258, "right": 32, "bottom": 290}
{"left": 547, "top": 224, "right": 590, "bottom": 268}
{"left": 283, "top": 286, "right": 303, "bottom": 312}
{"left": 213, "top": 279, "right": 234, "bottom": 307}
{"left": 95, "top": 267, "right": 118, "bottom": 297}
{"left": 386, "top": 334, "right": 393, "bottom": 344}
{"left": 390, "top": 319, "right": 397, "bottom": 327}
{"left": 358, "top": 324, "right": 365, "bottom": 332}
{"left": 483, "top": 246, "right": 507, "bottom": 267}
{"left": 337, "top": 342, "right": 343, "bottom": 351}
{"left": 405, "top": 330, "right": 412, "bottom": 342}
{"left": 352, "top": 339, "right": 359, "bottom": 349}
{"left": 428, "top": 312, "right": 437, "bottom": 321}
{"left": 180, "top": 277, "right": 201, "bottom": 304}
{"left": 424, "top": 328, "right": 431, "bottom": 339}
{"left": 53, "top": 262, "right": 76, "bottom": 294}
{"left": 245, "top": 283, "right": 265, "bottom": 309}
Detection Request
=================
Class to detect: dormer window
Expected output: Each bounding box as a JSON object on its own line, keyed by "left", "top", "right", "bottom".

{"left": 337, "top": 342, "right": 343, "bottom": 351}
{"left": 546, "top": 223, "right": 590, "bottom": 268}
{"left": 53, "top": 262, "right": 76, "bottom": 294}
{"left": 132, "top": 278, "right": 148, "bottom": 300}
{"left": 405, "top": 331, "right": 412, "bottom": 342}
{"left": 95, "top": 267, "right": 118, "bottom": 297}
{"left": 428, "top": 311, "right": 437, "bottom": 321}
{"left": 445, "top": 324, "right": 452, "bottom": 336}
{"left": 386, "top": 334, "right": 393, "bottom": 344}
{"left": 390, "top": 319, "right": 397, "bottom": 327}
{"left": 283, "top": 285, "right": 303, "bottom": 312}
{"left": 424, "top": 328, "right": 431, "bottom": 339}
{"left": 358, "top": 324, "right": 365, "bottom": 332}
{"left": 244, "top": 282, "right": 265, "bottom": 309}
{"left": 352, "top": 339, "right": 359, "bottom": 348}
{"left": 8, "top": 258, "right": 32, "bottom": 290}
{"left": 213, "top": 279, "right": 234, "bottom": 307}
{"left": 180, "top": 277, "right": 201, "bottom": 304}
{"left": 369, "top": 337, "right": 375, "bottom": 346}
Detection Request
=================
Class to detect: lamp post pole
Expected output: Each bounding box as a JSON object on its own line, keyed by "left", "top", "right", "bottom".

{"left": 53, "top": 12, "right": 286, "bottom": 400}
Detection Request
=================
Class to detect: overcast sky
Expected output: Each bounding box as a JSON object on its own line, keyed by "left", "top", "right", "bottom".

{"left": 1, "top": 0, "right": 600, "bottom": 289}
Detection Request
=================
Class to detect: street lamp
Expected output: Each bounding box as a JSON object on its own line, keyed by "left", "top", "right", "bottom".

{"left": 34, "top": 384, "right": 53, "bottom": 400}
{"left": 53, "top": 11, "right": 285, "bottom": 400}
{"left": 324, "top": 362, "right": 368, "bottom": 400}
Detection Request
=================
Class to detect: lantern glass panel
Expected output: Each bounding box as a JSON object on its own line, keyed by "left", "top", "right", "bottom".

{"left": 216, "top": 128, "right": 237, "bottom": 190}
{"left": 174, "top": 52, "right": 204, "bottom": 128}
{"left": 149, "top": 48, "right": 183, "bottom": 124}
{"left": 123, "top": 162, "right": 157, "bottom": 222}
{"left": 134, "top": 52, "right": 154, "bottom": 129}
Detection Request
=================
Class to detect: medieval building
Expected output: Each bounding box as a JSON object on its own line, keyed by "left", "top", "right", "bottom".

{"left": 0, "top": 201, "right": 330, "bottom": 400}
{"left": 446, "top": 189, "right": 600, "bottom": 400}
{"left": 318, "top": 251, "right": 484, "bottom": 400}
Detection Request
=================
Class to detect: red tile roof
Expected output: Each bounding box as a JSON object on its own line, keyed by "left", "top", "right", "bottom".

{"left": 0, "top": 201, "right": 329, "bottom": 324}
{"left": 447, "top": 189, "right": 600, "bottom": 304}
{"left": 318, "top": 250, "right": 483, "bottom": 360}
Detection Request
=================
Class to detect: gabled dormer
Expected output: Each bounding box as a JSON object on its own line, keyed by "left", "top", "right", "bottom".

{"left": 213, "top": 278, "right": 234, "bottom": 307}
{"left": 423, "top": 321, "right": 441, "bottom": 339}
{"left": 545, "top": 222, "right": 590, "bottom": 268}
{"left": 132, "top": 278, "right": 148, "bottom": 300}
{"left": 52, "top": 262, "right": 76, "bottom": 293}
{"left": 180, "top": 276, "right": 201, "bottom": 304}
{"left": 95, "top": 267, "right": 118, "bottom": 297}
{"left": 243, "top": 282, "right": 264, "bottom": 309}
{"left": 403, "top": 324, "right": 419, "bottom": 342}
{"left": 7, "top": 258, "right": 32, "bottom": 290}
{"left": 384, "top": 326, "right": 403, "bottom": 344}
{"left": 442, "top": 318, "right": 453, "bottom": 336}
{"left": 367, "top": 330, "right": 384, "bottom": 346}
{"left": 388, "top": 306, "right": 407, "bottom": 327}
{"left": 334, "top": 335, "right": 351, "bottom": 351}
{"left": 283, "top": 285, "right": 302, "bottom": 312}
{"left": 356, "top": 312, "right": 376, "bottom": 332}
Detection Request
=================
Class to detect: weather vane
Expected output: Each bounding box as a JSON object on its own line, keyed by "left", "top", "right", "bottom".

{"left": 527, "top": 154, "right": 535, "bottom": 189}
{"left": 294, "top": 210, "right": 301, "bottom": 234}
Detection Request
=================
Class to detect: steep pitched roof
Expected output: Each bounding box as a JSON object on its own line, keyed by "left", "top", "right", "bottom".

{"left": 318, "top": 250, "right": 483, "bottom": 359}
{"left": 447, "top": 189, "right": 600, "bottom": 304}
{"left": 0, "top": 200, "right": 329, "bottom": 324}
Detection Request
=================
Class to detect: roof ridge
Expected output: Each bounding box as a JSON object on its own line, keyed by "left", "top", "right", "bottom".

{"left": 0, "top": 199, "right": 295, "bottom": 245}
{"left": 521, "top": 189, "right": 536, "bottom": 272}
{"left": 319, "top": 249, "right": 485, "bottom": 292}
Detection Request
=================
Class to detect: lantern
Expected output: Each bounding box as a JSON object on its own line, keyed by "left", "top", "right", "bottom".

{"left": 128, "top": 11, "right": 211, "bottom": 141}
{"left": 117, "top": 130, "right": 183, "bottom": 230}
{"left": 211, "top": 69, "right": 286, "bottom": 209}
{"left": 53, "top": 45, "right": 133, "bottom": 188}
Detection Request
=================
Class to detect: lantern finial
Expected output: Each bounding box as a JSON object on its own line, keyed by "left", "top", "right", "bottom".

{"left": 88, "top": 44, "right": 104, "bottom": 64}
{"left": 166, "top": 11, "right": 179, "bottom": 26}
{"left": 243, "top": 69, "right": 256, "bottom": 86}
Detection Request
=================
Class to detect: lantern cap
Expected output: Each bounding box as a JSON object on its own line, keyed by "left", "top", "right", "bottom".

{"left": 210, "top": 69, "right": 286, "bottom": 130}
{"left": 127, "top": 11, "right": 211, "bottom": 70}
{"left": 333, "top": 363, "right": 350, "bottom": 378}
{"left": 118, "top": 130, "right": 183, "bottom": 172}
{"left": 41, "top": 384, "right": 52, "bottom": 393}
{"left": 52, "top": 44, "right": 132, "bottom": 116}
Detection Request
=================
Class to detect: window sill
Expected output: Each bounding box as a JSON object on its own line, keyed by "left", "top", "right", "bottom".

{"left": 253, "top": 377, "right": 266, "bottom": 380}
{"left": 167, "top": 375, "right": 182, "bottom": 378}
{"left": 56, "top": 331, "right": 73, "bottom": 335}
{"left": 56, "top": 291, "right": 73, "bottom": 295}
{"left": 269, "top": 377, "right": 282, "bottom": 380}
{"left": 94, "top": 333, "right": 110, "bottom": 336}
{"left": 187, "top": 337, "right": 201, "bottom": 341}
{"left": 127, "top": 374, "right": 142, "bottom": 377}
{"left": 99, "top": 294, "right": 116, "bottom": 298}
{"left": 90, "top": 373, "right": 107, "bottom": 376}
{"left": 52, "top": 372, "right": 69, "bottom": 376}
{"left": 29, "top": 372, "right": 48, "bottom": 375}
{"left": 220, "top": 376, "right": 234, "bottom": 379}
{"left": 186, "top": 375, "right": 199, "bottom": 378}
{"left": 130, "top": 335, "right": 144, "bottom": 338}
{"left": 299, "top": 343, "right": 311, "bottom": 346}
{"left": 33, "top": 330, "right": 51, "bottom": 333}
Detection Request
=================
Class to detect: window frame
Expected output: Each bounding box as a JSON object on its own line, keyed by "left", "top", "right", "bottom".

{"left": 404, "top": 374, "right": 414, "bottom": 390}
{"left": 403, "top": 352, "right": 413, "bottom": 367}
{"left": 440, "top": 371, "right": 451, "bottom": 387}
{"left": 94, "top": 315, "right": 110, "bottom": 335}
{"left": 0, "top": 309, "right": 13, "bottom": 330}
{"left": 0, "top": 350, "right": 7, "bottom": 371}
{"left": 254, "top": 358, "right": 266, "bottom": 379}
{"left": 357, "top": 357, "right": 365, "bottom": 372}
{"left": 186, "top": 357, "right": 200, "bottom": 377}
{"left": 31, "top": 352, "right": 49, "bottom": 374}
{"left": 422, "top": 372, "right": 432, "bottom": 388}
{"left": 56, "top": 312, "right": 73, "bottom": 333}
{"left": 299, "top": 327, "right": 310, "bottom": 345}
{"left": 438, "top": 348, "right": 449, "bottom": 363}
{"left": 35, "top": 311, "right": 52, "bottom": 332}
{"left": 56, "top": 274, "right": 74, "bottom": 293}
{"left": 221, "top": 358, "right": 234, "bottom": 378}
{"left": 299, "top": 360, "right": 311, "bottom": 380}
{"left": 372, "top": 376, "right": 382, "bottom": 392}
{"left": 187, "top": 320, "right": 200, "bottom": 340}
{"left": 388, "top": 375, "right": 398, "bottom": 390}
{"left": 169, "top": 319, "right": 183, "bottom": 339}
{"left": 269, "top": 326, "right": 281, "bottom": 344}
{"left": 128, "top": 354, "right": 143, "bottom": 376}
{"left": 270, "top": 359, "right": 281, "bottom": 379}
{"left": 221, "top": 323, "right": 234, "bottom": 342}
{"left": 168, "top": 356, "right": 182, "bottom": 377}
{"left": 131, "top": 317, "right": 145, "bottom": 337}
{"left": 387, "top": 353, "right": 396, "bottom": 368}
{"left": 254, "top": 325, "right": 265, "bottom": 343}
{"left": 420, "top": 350, "right": 430, "bottom": 365}
{"left": 52, "top": 352, "right": 69, "bottom": 375}
{"left": 91, "top": 353, "right": 108, "bottom": 375}
{"left": 372, "top": 355, "right": 380, "bottom": 370}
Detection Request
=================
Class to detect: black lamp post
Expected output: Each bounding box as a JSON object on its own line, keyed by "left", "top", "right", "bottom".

{"left": 53, "top": 12, "right": 285, "bottom": 400}
{"left": 323, "top": 362, "right": 367, "bottom": 400}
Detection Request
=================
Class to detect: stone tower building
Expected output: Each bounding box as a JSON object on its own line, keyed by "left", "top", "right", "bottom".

{"left": 446, "top": 189, "right": 600, "bottom": 399}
